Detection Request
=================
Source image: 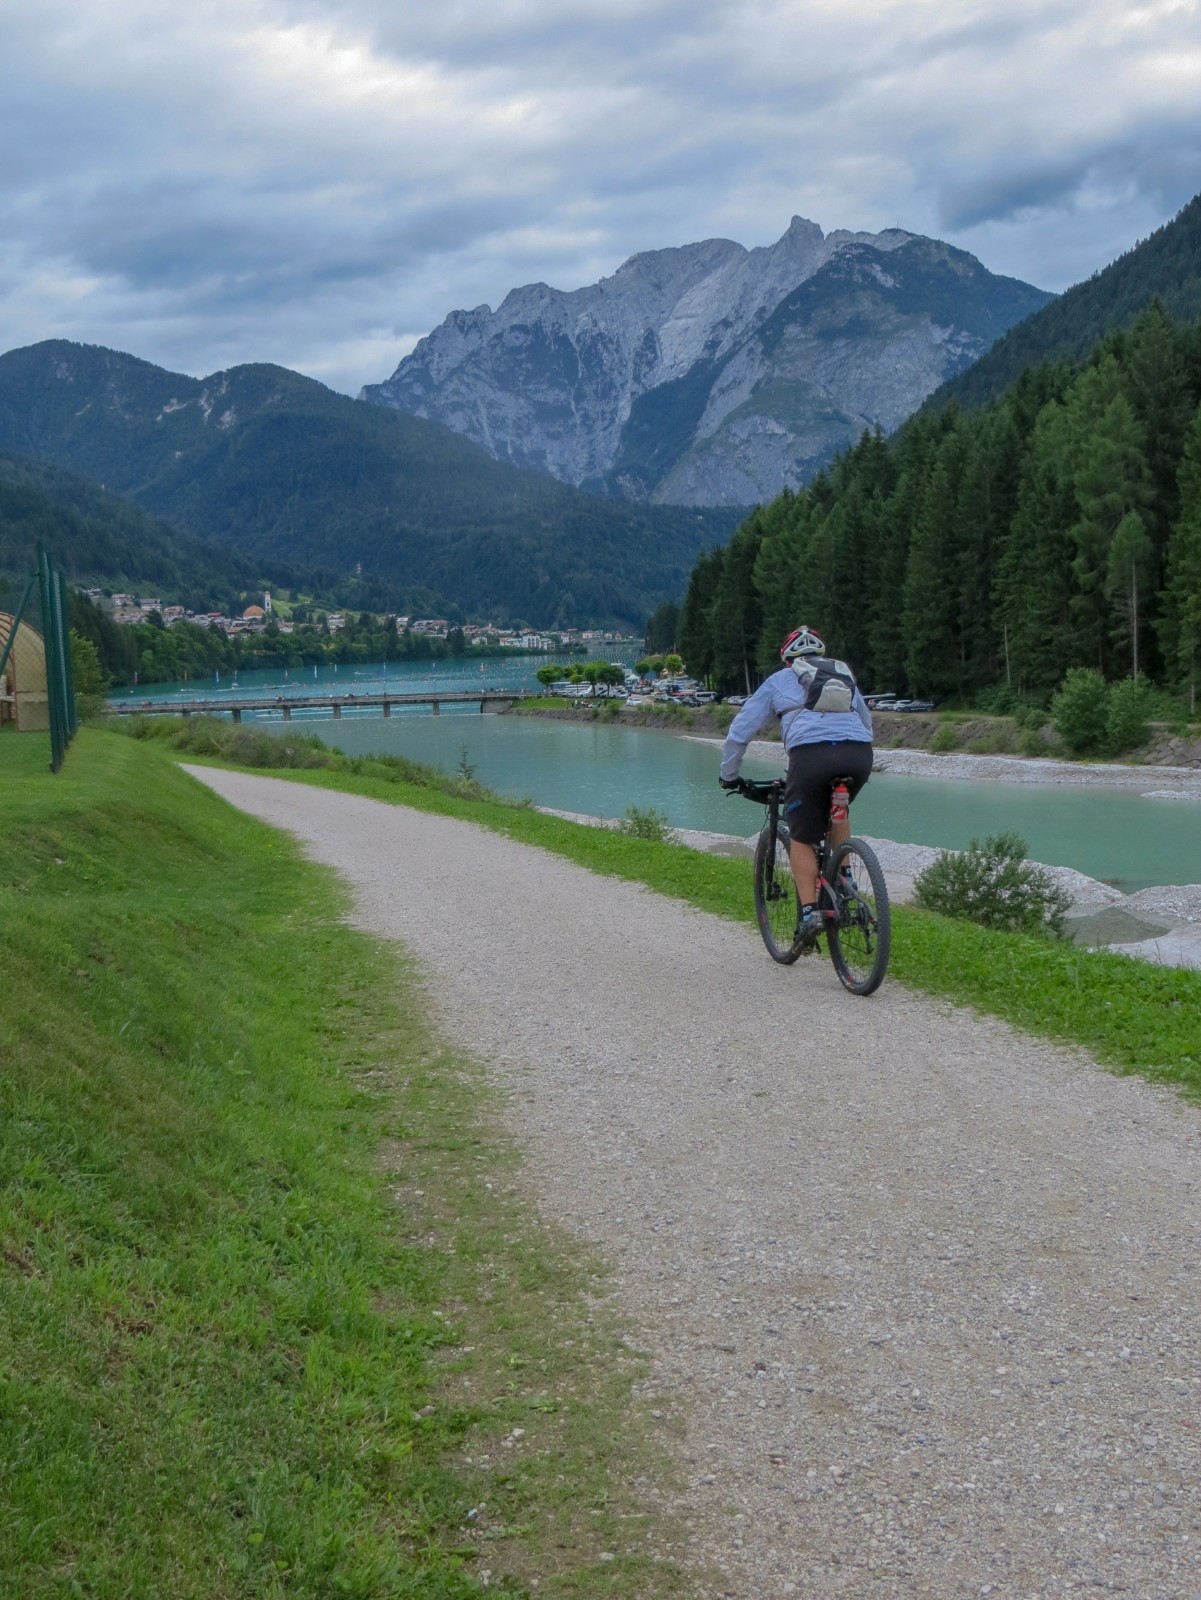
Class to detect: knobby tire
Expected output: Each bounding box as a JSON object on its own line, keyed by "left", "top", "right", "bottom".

{"left": 826, "top": 837, "right": 890, "bottom": 995}
{"left": 753, "top": 816, "right": 804, "bottom": 964}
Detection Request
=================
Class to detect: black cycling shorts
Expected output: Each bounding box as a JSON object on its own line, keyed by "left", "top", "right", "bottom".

{"left": 783, "top": 740, "right": 874, "bottom": 845}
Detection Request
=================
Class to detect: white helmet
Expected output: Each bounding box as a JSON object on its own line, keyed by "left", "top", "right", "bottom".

{"left": 779, "top": 625, "right": 825, "bottom": 663}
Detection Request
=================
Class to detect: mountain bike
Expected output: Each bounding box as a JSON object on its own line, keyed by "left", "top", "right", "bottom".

{"left": 731, "top": 776, "right": 890, "bottom": 995}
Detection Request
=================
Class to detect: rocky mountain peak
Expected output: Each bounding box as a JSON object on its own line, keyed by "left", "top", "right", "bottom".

{"left": 361, "top": 219, "right": 1051, "bottom": 505}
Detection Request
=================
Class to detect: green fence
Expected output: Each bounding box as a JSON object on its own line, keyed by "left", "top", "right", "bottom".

{"left": 0, "top": 545, "right": 77, "bottom": 772}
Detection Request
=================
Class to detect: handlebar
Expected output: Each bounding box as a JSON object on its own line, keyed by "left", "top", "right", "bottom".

{"left": 725, "top": 777, "right": 783, "bottom": 804}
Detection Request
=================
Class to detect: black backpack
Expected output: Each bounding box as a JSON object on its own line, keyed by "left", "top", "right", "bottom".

{"left": 790, "top": 656, "right": 858, "bottom": 713}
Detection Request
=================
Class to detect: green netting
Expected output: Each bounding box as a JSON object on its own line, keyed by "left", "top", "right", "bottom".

{"left": 0, "top": 546, "right": 76, "bottom": 771}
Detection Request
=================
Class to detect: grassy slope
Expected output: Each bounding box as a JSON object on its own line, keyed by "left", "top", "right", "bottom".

{"left": 0, "top": 730, "right": 691, "bottom": 1599}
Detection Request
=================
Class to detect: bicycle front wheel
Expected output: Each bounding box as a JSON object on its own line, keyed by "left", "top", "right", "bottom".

{"left": 827, "top": 837, "right": 890, "bottom": 995}
{"left": 754, "top": 819, "right": 804, "bottom": 964}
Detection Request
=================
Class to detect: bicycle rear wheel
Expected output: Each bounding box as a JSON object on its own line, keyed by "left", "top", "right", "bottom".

{"left": 753, "top": 819, "right": 804, "bottom": 964}
{"left": 826, "top": 837, "right": 890, "bottom": 995}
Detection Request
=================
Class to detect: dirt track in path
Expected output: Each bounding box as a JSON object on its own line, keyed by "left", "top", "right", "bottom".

{"left": 189, "top": 767, "right": 1201, "bottom": 1599}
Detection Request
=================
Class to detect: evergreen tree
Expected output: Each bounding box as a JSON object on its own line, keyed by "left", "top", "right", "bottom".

{"left": 1121, "top": 300, "right": 1194, "bottom": 677}
{"left": 797, "top": 503, "right": 844, "bottom": 653}
{"left": 1159, "top": 406, "right": 1201, "bottom": 713}
{"left": 902, "top": 458, "right": 959, "bottom": 697}
{"left": 993, "top": 405, "right": 1077, "bottom": 696}
{"left": 1063, "top": 362, "right": 1152, "bottom": 671}
{"left": 751, "top": 490, "right": 813, "bottom": 673}
{"left": 677, "top": 547, "right": 725, "bottom": 683}
{"left": 954, "top": 408, "right": 1023, "bottom": 693}
{"left": 867, "top": 472, "right": 917, "bottom": 690}
{"left": 708, "top": 517, "right": 765, "bottom": 694}
{"left": 1105, "top": 510, "right": 1154, "bottom": 678}
{"left": 1124, "top": 299, "right": 1194, "bottom": 552}
{"left": 644, "top": 600, "right": 680, "bottom": 653}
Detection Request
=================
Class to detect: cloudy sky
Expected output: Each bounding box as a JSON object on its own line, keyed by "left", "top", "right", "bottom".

{"left": 2, "top": 0, "right": 1199, "bottom": 396}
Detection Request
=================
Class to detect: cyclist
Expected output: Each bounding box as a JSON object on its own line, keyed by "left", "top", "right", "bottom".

{"left": 719, "top": 626, "right": 873, "bottom": 939}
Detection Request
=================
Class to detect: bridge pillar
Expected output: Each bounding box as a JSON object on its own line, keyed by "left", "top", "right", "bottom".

{"left": 282, "top": 705, "right": 292, "bottom": 721}
{"left": 333, "top": 703, "right": 341, "bottom": 719}
{"left": 382, "top": 701, "right": 391, "bottom": 717}
{"left": 232, "top": 708, "right": 242, "bottom": 724}
{"left": 432, "top": 700, "right": 440, "bottom": 716}
{"left": 182, "top": 708, "right": 192, "bottom": 718}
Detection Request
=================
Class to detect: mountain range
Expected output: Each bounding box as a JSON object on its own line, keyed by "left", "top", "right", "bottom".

{"left": 0, "top": 342, "right": 739, "bottom": 628}
{"left": 363, "top": 216, "right": 1052, "bottom": 506}
{"left": 6, "top": 195, "right": 1198, "bottom": 629}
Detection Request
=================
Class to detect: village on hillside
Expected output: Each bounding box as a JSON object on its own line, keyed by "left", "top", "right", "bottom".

{"left": 82, "top": 588, "right": 629, "bottom": 653}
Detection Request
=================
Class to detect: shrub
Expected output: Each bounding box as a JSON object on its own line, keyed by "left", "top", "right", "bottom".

{"left": 929, "top": 722, "right": 960, "bottom": 753}
{"left": 1105, "top": 677, "right": 1151, "bottom": 755}
{"left": 1017, "top": 727, "right": 1048, "bottom": 758}
{"left": 914, "top": 832, "right": 1072, "bottom": 938}
{"left": 1013, "top": 698, "right": 1049, "bottom": 731}
{"left": 1051, "top": 667, "right": 1109, "bottom": 755}
{"left": 617, "top": 805, "right": 677, "bottom": 843}
{"left": 973, "top": 684, "right": 1020, "bottom": 716}
{"left": 967, "top": 726, "right": 1014, "bottom": 755}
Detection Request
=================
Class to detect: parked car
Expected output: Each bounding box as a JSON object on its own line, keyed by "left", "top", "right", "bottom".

{"left": 725, "top": 693, "right": 748, "bottom": 706}
{"left": 892, "top": 698, "right": 935, "bottom": 713}
{"left": 865, "top": 693, "right": 898, "bottom": 710}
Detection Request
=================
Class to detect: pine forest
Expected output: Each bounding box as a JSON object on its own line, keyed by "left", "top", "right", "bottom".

{"left": 677, "top": 301, "right": 1201, "bottom": 715}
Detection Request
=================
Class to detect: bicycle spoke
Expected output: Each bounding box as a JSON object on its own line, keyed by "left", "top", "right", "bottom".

{"left": 827, "top": 838, "right": 891, "bottom": 995}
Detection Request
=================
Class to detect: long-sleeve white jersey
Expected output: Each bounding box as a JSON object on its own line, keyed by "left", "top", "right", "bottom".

{"left": 719, "top": 666, "right": 873, "bottom": 783}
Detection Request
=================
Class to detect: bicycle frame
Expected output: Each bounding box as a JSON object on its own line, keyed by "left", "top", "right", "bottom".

{"left": 736, "top": 777, "right": 837, "bottom": 888}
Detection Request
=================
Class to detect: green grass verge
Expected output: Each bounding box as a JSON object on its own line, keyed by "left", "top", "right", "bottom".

{"left": 1, "top": 729, "right": 692, "bottom": 1598}
{"left": 128, "top": 719, "right": 1201, "bottom": 1096}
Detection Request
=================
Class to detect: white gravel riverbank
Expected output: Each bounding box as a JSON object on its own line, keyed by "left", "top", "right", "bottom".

{"left": 188, "top": 768, "right": 1201, "bottom": 1599}
{"left": 688, "top": 733, "right": 1201, "bottom": 796}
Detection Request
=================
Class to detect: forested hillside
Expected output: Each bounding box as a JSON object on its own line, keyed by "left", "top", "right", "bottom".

{"left": 0, "top": 452, "right": 278, "bottom": 610}
{"left": 924, "top": 193, "right": 1201, "bottom": 414}
{"left": 0, "top": 341, "right": 741, "bottom": 628}
{"left": 678, "top": 302, "right": 1201, "bottom": 710}
{"left": 0, "top": 452, "right": 440, "bottom": 623}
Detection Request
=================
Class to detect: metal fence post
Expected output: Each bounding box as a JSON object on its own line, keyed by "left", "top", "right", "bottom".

{"left": 59, "top": 569, "right": 77, "bottom": 738}
{"left": 37, "top": 544, "right": 73, "bottom": 772}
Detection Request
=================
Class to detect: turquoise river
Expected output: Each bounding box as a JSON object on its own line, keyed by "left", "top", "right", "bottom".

{"left": 119, "top": 657, "right": 1201, "bottom": 893}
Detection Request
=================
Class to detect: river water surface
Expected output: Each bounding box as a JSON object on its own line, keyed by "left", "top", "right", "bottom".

{"left": 122, "top": 659, "right": 1201, "bottom": 892}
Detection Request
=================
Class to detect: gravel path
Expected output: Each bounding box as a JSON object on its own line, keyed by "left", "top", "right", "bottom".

{"left": 189, "top": 768, "right": 1201, "bottom": 1599}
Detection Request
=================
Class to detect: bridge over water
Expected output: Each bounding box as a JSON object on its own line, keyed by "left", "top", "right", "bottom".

{"left": 107, "top": 689, "right": 528, "bottom": 722}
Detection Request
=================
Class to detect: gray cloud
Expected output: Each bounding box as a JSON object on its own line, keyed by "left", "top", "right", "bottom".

{"left": 0, "top": 0, "right": 1198, "bottom": 394}
{"left": 939, "top": 162, "right": 1095, "bottom": 234}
